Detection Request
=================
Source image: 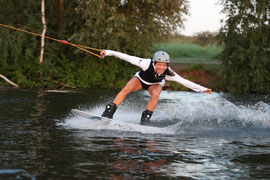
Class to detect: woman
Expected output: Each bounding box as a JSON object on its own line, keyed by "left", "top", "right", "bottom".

{"left": 100, "top": 50, "right": 212, "bottom": 125}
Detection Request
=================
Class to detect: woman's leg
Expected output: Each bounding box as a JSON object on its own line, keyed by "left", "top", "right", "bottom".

{"left": 146, "top": 84, "right": 163, "bottom": 111}
{"left": 140, "top": 84, "right": 162, "bottom": 125}
{"left": 102, "top": 77, "right": 142, "bottom": 118}
{"left": 113, "top": 77, "right": 142, "bottom": 106}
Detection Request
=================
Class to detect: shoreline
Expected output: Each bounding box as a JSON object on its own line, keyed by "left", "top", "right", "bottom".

{"left": 167, "top": 62, "right": 223, "bottom": 92}
{"left": 1, "top": 62, "right": 224, "bottom": 92}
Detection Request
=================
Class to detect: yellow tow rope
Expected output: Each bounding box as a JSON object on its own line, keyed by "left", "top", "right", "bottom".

{"left": 0, "top": 23, "right": 102, "bottom": 59}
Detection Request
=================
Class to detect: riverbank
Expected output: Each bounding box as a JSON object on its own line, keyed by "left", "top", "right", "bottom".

{"left": 0, "top": 63, "right": 224, "bottom": 92}
{"left": 166, "top": 62, "right": 223, "bottom": 92}
{"left": 155, "top": 40, "right": 224, "bottom": 92}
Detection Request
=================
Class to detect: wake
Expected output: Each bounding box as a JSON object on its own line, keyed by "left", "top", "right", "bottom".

{"left": 61, "top": 115, "right": 173, "bottom": 135}
{"left": 60, "top": 91, "right": 270, "bottom": 136}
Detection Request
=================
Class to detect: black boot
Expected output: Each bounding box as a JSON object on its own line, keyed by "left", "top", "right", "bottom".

{"left": 101, "top": 102, "right": 117, "bottom": 119}
{"left": 140, "top": 110, "right": 153, "bottom": 125}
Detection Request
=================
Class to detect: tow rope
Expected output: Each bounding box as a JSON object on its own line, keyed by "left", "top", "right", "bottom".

{"left": 0, "top": 23, "right": 102, "bottom": 59}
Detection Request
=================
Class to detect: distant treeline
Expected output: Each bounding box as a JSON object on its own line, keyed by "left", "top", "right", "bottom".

{"left": 0, "top": 0, "right": 269, "bottom": 94}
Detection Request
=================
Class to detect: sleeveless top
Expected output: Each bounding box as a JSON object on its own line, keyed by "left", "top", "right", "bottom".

{"left": 138, "top": 61, "right": 166, "bottom": 83}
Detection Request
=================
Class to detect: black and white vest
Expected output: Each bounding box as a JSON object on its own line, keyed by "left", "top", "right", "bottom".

{"left": 138, "top": 61, "right": 167, "bottom": 83}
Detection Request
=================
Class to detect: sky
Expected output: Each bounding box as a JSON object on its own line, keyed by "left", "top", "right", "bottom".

{"left": 180, "top": 0, "right": 225, "bottom": 36}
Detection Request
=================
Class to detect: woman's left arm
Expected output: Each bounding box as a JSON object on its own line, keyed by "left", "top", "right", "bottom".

{"left": 165, "top": 71, "right": 212, "bottom": 94}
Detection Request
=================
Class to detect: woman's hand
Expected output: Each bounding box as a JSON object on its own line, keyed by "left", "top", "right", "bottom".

{"left": 205, "top": 89, "right": 212, "bottom": 94}
{"left": 100, "top": 50, "right": 107, "bottom": 59}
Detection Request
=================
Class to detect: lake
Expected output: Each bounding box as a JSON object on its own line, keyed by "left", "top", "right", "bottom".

{"left": 0, "top": 88, "right": 270, "bottom": 179}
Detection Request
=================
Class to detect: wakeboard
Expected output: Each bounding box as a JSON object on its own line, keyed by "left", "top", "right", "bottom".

{"left": 71, "top": 109, "right": 111, "bottom": 122}
{"left": 70, "top": 109, "right": 172, "bottom": 134}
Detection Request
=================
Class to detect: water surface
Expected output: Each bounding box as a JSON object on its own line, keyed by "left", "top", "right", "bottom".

{"left": 0, "top": 88, "right": 270, "bottom": 179}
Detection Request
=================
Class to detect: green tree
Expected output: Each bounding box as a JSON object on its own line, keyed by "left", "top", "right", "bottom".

{"left": 195, "top": 31, "right": 218, "bottom": 46}
{"left": 219, "top": 0, "right": 270, "bottom": 93}
{"left": 0, "top": 0, "right": 41, "bottom": 86}
{"left": 68, "top": 0, "right": 189, "bottom": 89}
{"left": 0, "top": 0, "right": 189, "bottom": 89}
{"left": 73, "top": 0, "right": 189, "bottom": 57}
{"left": 0, "top": 0, "right": 81, "bottom": 88}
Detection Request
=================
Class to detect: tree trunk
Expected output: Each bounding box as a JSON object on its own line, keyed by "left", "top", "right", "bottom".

{"left": 58, "top": 0, "right": 64, "bottom": 29}
{"left": 40, "top": 0, "right": 46, "bottom": 63}
{"left": 0, "top": 74, "right": 20, "bottom": 88}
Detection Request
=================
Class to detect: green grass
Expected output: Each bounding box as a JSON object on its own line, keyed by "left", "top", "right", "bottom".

{"left": 154, "top": 42, "right": 223, "bottom": 63}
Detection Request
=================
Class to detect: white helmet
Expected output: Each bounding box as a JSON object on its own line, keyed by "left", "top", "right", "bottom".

{"left": 153, "top": 51, "right": 170, "bottom": 63}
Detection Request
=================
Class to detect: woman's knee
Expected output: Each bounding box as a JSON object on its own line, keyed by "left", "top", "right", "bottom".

{"left": 150, "top": 87, "right": 162, "bottom": 98}
{"left": 152, "top": 91, "right": 161, "bottom": 98}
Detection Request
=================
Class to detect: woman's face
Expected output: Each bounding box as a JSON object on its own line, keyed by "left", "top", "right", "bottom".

{"left": 155, "top": 62, "right": 167, "bottom": 74}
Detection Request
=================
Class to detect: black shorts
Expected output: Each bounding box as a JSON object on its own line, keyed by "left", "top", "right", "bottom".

{"left": 138, "top": 78, "right": 151, "bottom": 90}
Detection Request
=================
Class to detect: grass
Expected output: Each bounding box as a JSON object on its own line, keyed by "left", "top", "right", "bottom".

{"left": 154, "top": 42, "right": 223, "bottom": 63}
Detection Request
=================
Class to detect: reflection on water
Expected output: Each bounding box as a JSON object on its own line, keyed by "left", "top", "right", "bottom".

{"left": 0, "top": 88, "right": 270, "bottom": 179}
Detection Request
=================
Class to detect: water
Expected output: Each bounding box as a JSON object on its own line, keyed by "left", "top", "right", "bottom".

{"left": 0, "top": 88, "right": 270, "bottom": 179}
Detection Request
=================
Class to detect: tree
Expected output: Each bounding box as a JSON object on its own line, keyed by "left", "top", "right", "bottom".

{"left": 195, "top": 31, "right": 218, "bottom": 46}
{"left": 40, "top": 0, "right": 47, "bottom": 63}
{"left": 73, "top": 0, "right": 189, "bottom": 57}
{"left": 66, "top": 0, "right": 190, "bottom": 89}
{"left": 0, "top": 0, "right": 189, "bottom": 89}
{"left": 0, "top": 0, "right": 41, "bottom": 86}
{"left": 219, "top": 0, "right": 270, "bottom": 93}
{"left": 0, "top": 0, "right": 81, "bottom": 88}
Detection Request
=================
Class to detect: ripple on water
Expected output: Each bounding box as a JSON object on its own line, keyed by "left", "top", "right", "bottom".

{"left": 0, "top": 169, "right": 34, "bottom": 179}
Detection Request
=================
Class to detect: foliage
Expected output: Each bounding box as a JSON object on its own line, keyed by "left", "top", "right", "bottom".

{"left": 195, "top": 31, "right": 219, "bottom": 46}
{"left": 165, "top": 34, "right": 198, "bottom": 44}
{"left": 0, "top": 0, "right": 189, "bottom": 89}
{"left": 73, "top": 0, "right": 189, "bottom": 57}
{"left": 219, "top": 0, "right": 270, "bottom": 94}
{"left": 0, "top": 0, "right": 41, "bottom": 87}
{"left": 185, "top": 64, "right": 204, "bottom": 73}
